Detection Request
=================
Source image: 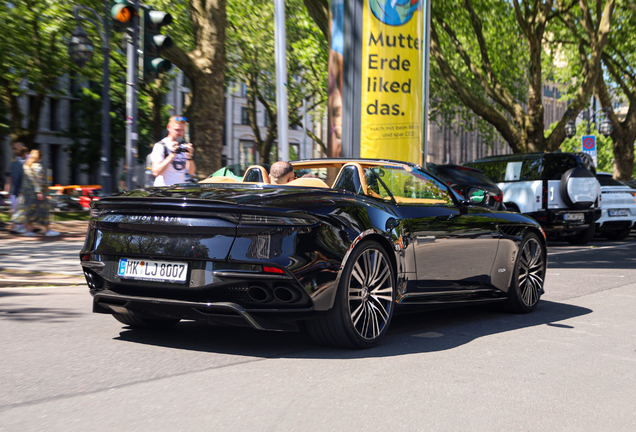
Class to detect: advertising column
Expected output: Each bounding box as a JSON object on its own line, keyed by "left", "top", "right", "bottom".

{"left": 359, "top": 0, "right": 424, "bottom": 164}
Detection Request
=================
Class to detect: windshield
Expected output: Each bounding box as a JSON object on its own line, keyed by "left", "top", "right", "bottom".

{"left": 364, "top": 165, "right": 453, "bottom": 205}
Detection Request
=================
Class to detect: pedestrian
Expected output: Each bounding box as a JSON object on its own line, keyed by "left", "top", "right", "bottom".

{"left": 13, "top": 149, "right": 60, "bottom": 237}
{"left": 268, "top": 161, "right": 296, "bottom": 184}
{"left": 8, "top": 143, "right": 28, "bottom": 234}
{"left": 151, "top": 115, "right": 196, "bottom": 186}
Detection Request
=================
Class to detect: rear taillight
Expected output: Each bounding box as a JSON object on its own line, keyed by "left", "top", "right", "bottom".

{"left": 263, "top": 266, "right": 285, "bottom": 274}
{"left": 493, "top": 193, "right": 503, "bottom": 202}
{"left": 542, "top": 187, "right": 547, "bottom": 203}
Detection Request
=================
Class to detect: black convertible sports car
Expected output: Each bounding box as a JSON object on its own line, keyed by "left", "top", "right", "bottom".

{"left": 80, "top": 159, "right": 547, "bottom": 349}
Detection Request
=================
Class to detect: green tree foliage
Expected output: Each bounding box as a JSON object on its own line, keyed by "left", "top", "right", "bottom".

{"left": 226, "top": 0, "right": 328, "bottom": 164}
{"left": 430, "top": 0, "right": 615, "bottom": 155}
{"left": 594, "top": 0, "right": 636, "bottom": 180}
{"left": 0, "top": 0, "right": 79, "bottom": 147}
{"left": 547, "top": 121, "right": 614, "bottom": 173}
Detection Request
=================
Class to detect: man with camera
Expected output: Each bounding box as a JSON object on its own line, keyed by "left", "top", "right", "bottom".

{"left": 151, "top": 115, "right": 196, "bottom": 186}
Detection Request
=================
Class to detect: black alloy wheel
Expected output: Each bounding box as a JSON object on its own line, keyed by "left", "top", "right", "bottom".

{"left": 306, "top": 241, "right": 395, "bottom": 349}
{"left": 113, "top": 313, "right": 180, "bottom": 329}
{"left": 506, "top": 233, "right": 546, "bottom": 313}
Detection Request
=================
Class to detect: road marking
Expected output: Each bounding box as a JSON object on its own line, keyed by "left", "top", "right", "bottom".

{"left": 548, "top": 242, "right": 636, "bottom": 256}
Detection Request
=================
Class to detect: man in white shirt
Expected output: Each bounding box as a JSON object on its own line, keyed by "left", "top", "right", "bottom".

{"left": 151, "top": 116, "right": 196, "bottom": 186}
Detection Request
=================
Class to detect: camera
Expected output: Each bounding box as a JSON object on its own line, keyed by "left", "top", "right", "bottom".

{"left": 174, "top": 137, "right": 188, "bottom": 154}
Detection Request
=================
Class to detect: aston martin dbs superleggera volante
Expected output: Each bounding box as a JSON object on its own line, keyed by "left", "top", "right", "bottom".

{"left": 80, "top": 159, "right": 547, "bottom": 349}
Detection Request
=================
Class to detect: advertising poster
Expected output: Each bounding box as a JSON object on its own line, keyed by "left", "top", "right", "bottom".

{"left": 360, "top": 0, "right": 424, "bottom": 164}
{"left": 328, "top": 0, "right": 344, "bottom": 157}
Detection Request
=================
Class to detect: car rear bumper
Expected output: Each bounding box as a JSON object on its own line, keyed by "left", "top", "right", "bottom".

{"left": 526, "top": 209, "right": 598, "bottom": 235}
{"left": 92, "top": 289, "right": 312, "bottom": 332}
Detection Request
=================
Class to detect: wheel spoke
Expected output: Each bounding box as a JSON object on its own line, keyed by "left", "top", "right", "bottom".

{"left": 352, "top": 262, "right": 365, "bottom": 287}
{"left": 351, "top": 302, "right": 365, "bottom": 326}
{"left": 370, "top": 265, "right": 390, "bottom": 289}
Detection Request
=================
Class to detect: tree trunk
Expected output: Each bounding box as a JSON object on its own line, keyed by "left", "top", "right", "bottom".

{"left": 186, "top": 73, "right": 226, "bottom": 175}
{"left": 162, "top": 0, "right": 227, "bottom": 177}
{"left": 595, "top": 70, "right": 636, "bottom": 180}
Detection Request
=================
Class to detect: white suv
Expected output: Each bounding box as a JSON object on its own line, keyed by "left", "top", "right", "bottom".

{"left": 466, "top": 153, "right": 601, "bottom": 245}
{"left": 595, "top": 173, "right": 636, "bottom": 240}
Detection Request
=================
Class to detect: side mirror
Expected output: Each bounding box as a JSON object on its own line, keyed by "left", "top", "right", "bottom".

{"left": 467, "top": 187, "right": 489, "bottom": 205}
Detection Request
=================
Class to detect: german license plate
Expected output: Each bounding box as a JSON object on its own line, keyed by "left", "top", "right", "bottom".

{"left": 609, "top": 209, "right": 628, "bottom": 217}
{"left": 564, "top": 213, "right": 584, "bottom": 222}
{"left": 117, "top": 258, "right": 188, "bottom": 283}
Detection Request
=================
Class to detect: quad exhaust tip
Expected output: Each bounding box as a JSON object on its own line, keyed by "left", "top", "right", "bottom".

{"left": 247, "top": 285, "right": 301, "bottom": 303}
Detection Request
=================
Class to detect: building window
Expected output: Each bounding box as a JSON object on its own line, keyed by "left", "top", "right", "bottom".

{"left": 290, "top": 143, "right": 300, "bottom": 161}
{"left": 240, "top": 82, "right": 247, "bottom": 98}
{"left": 241, "top": 107, "right": 250, "bottom": 125}
{"left": 239, "top": 140, "right": 256, "bottom": 164}
{"left": 263, "top": 112, "right": 270, "bottom": 128}
{"left": 49, "top": 98, "right": 60, "bottom": 131}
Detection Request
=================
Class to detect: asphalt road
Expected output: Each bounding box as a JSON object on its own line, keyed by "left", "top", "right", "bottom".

{"left": 1, "top": 237, "right": 635, "bottom": 431}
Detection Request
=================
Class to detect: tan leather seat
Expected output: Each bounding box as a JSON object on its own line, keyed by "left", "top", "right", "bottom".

{"left": 287, "top": 177, "right": 330, "bottom": 188}
{"left": 199, "top": 176, "right": 239, "bottom": 184}
{"left": 242, "top": 165, "right": 270, "bottom": 183}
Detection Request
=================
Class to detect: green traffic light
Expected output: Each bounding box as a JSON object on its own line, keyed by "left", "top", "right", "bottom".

{"left": 139, "top": 5, "right": 174, "bottom": 81}
{"left": 149, "top": 58, "right": 172, "bottom": 74}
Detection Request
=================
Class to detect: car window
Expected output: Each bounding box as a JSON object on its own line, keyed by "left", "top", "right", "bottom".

{"left": 467, "top": 156, "right": 543, "bottom": 182}
{"left": 366, "top": 165, "right": 453, "bottom": 205}
{"left": 597, "top": 175, "right": 625, "bottom": 187}
{"left": 436, "top": 167, "right": 495, "bottom": 186}
{"left": 544, "top": 155, "right": 579, "bottom": 180}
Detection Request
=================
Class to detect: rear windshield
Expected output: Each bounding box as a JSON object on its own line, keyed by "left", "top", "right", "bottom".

{"left": 543, "top": 155, "right": 579, "bottom": 180}
{"left": 466, "top": 156, "right": 543, "bottom": 182}
{"left": 597, "top": 175, "right": 625, "bottom": 187}
{"left": 436, "top": 167, "right": 495, "bottom": 186}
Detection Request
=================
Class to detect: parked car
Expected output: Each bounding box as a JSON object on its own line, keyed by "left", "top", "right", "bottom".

{"left": 595, "top": 173, "right": 636, "bottom": 240}
{"left": 466, "top": 152, "right": 601, "bottom": 245}
{"left": 427, "top": 163, "right": 506, "bottom": 210}
{"left": 48, "top": 185, "right": 101, "bottom": 211}
{"left": 82, "top": 158, "right": 547, "bottom": 349}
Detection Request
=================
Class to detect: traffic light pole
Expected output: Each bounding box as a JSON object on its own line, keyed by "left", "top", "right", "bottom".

{"left": 125, "top": 0, "right": 139, "bottom": 191}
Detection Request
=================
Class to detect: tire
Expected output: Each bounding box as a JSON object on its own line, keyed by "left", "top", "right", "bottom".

{"left": 604, "top": 228, "right": 631, "bottom": 241}
{"left": 566, "top": 223, "right": 595, "bottom": 245}
{"left": 113, "top": 313, "right": 180, "bottom": 329}
{"left": 306, "top": 240, "right": 395, "bottom": 349}
{"left": 506, "top": 233, "right": 546, "bottom": 314}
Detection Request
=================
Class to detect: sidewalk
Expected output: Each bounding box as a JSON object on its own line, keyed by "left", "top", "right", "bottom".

{"left": 0, "top": 220, "right": 89, "bottom": 287}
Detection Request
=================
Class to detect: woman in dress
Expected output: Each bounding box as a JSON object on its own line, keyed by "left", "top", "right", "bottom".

{"left": 14, "top": 149, "right": 59, "bottom": 237}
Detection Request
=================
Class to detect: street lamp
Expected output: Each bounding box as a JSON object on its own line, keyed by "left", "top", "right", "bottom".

{"left": 68, "top": 27, "right": 94, "bottom": 68}
{"left": 67, "top": 3, "right": 112, "bottom": 196}
{"left": 565, "top": 106, "right": 613, "bottom": 139}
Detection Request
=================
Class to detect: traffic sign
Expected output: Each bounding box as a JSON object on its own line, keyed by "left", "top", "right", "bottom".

{"left": 581, "top": 135, "right": 597, "bottom": 167}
